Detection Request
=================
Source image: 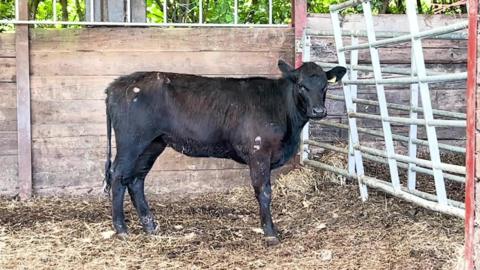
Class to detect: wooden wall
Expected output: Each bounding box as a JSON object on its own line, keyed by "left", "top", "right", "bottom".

{"left": 0, "top": 27, "right": 294, "bottom": 196}
{"left": 307, "top": 15, "right": 468, "bottom": 149}
{"left": 0, "top": 33, "right": 17, "bottom": 195}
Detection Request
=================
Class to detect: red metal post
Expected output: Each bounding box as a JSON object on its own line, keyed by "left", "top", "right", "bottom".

{"left": 464, "top": 0, "right": 478, "bottom": 268}
{"left": 293, "top": 0, "right": 307, "bottom": 68}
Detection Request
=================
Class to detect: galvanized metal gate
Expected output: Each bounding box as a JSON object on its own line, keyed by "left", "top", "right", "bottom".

{"left": 301, "top": 0, "right": 468, "bottom": 218}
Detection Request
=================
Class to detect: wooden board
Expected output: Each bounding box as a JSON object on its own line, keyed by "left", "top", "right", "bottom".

{"left": 30, "top": 28, "right": 294, "bottom": 53}
{"left": 310, "top": 37, "right": 467, "bottom": 64}
{"left": 0, "top": 58, "right": 16, "bottom": 82}
{"left": 30, "top": 51, "right": 291, "bottom": 76}
{"left": 0, "top": 83, "right": 16, "bottom": 109}
{"left": 307, "top": 14, "right": 467, "bottom": 35}
{"left": 0, "top": 155, "right": 19, "bottom": 195}
{"left": 0, "top": 33, "right": 15, "bottom": 57}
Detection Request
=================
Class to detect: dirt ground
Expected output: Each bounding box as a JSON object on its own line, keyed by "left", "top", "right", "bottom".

{"left": 0, "top": 165, "right": 465, "bottom": 270}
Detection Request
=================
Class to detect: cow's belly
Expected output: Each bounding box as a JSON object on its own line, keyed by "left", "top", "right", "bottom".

{"left": 162, "top": 135, "right": 244, "bottom": 162}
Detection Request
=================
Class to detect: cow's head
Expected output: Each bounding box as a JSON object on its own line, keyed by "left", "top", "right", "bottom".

{"left": 278, "top": 60, "right": 346, "bottom": 119}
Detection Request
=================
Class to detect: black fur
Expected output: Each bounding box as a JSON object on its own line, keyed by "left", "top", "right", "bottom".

{"left": 104, "top": 60, "right": 346, "bottom": 243}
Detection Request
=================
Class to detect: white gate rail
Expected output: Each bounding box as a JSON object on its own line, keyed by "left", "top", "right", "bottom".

{"left": 301, "top": 0, "right": 467, "bottom": 218}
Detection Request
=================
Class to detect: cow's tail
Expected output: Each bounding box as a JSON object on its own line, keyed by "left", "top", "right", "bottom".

{"left": 103, "top": 97, "right": 113, "bottom": 195}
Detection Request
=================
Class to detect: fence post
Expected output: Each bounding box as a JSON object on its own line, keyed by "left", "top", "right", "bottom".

{"left": 465, "top": 0, "right": 478, "bottom": 268}
{"left": 293, "top": 0, "right": 307, "bottom": 164}
{"left": 293, "top": 0, "right": 307, "bottom": 69}
{"left": 15, "top": 0, "right": 32, "bottom": 200}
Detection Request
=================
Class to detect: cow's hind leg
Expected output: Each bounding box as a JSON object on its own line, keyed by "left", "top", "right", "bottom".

{"left": 127, "top": 138, "right": 166, "bottom": 234}
{"left": 111, "top": 146, "right": 147, "bottom": 237}
{"left": 249, "top": 152, "right": 279, "bottom": 246}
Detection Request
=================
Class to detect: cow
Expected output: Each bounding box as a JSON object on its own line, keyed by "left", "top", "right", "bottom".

{"left": 104, "top": 60, "right": 346, "bottom": 245}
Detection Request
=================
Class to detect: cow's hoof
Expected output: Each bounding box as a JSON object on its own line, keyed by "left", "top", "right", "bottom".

{"left": 116, "top": 232, "right": 129, "bottom": 240}
{"left": 264, "top": 236, "right": 280, "bottom": 246}
{"left": 143, "top": 224, "right": 158, "bottom": 235}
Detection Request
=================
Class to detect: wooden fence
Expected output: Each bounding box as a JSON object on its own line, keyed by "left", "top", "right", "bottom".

{"left": 0, "top": 27, "right": 294, "bottom": 196}
{"left": 0, "top": 14, "right": 469, "bottom": 197}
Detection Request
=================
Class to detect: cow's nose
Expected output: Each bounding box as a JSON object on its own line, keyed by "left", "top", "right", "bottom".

{"left": 313, "top": 107, "right": 326, "bottom": 116}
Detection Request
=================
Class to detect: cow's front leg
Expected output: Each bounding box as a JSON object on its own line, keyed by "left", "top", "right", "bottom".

{"left": 249, "top": 153, "right": 279, "bottom": 246}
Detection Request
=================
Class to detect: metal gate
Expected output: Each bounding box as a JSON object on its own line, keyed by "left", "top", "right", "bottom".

{"left": 301, "top": 0, "right": 468, "bottom": 218}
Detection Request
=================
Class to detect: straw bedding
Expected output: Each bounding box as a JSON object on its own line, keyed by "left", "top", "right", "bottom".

{"left": 0, "top": 152, "right": 464, "bottom": 269}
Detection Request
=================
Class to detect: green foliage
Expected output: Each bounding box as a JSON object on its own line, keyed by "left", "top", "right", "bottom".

{"left": 0, "top": 0, "right": 468, "bottom": 31}
{"left": 0, "top": 0, "right": 15, "bottom": 32}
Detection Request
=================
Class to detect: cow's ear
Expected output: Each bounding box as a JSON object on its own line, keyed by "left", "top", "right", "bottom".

{"left": 326, "top": 66, "right": 347, "bottom": 83}
{"left": 278, "top": 60, "right": 297, "bottom": 82}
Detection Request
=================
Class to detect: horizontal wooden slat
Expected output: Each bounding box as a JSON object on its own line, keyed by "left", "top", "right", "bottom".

{"left": 32, "top": 145, "right": 245, "bottom": 173}
{"left": 32, "top": 123, "right": 106, "bottom": 139}
{"left": 32, "top": 100, "right": 105, "bottom": 125}
{"left": 0, "top": 108, "right": 17, "bottom": 122}
{"left": 307, "top": 14, "right": 467, "bottom": 35}
{"left": 310, "top": 37, "right": 467, "bottom": 64}
{"left": 33, "top": 167, "right": 251, "bottom": 196}
{"left": 0, "top": 58, "right": 16, "bottom": 82}
{"left": 0, "top": 33, "right": 15, "bottom": 57}
{"left": 0, "top": 155, "right": 18, "bottom": 195}
{"left": 31, "top": 76, "right": 112, "bottom": 101}
{"left": 30, "top": 75, "right": 289, "bottom": 102}
{"left": 0, "top": 83, "right": 17, "bottom": 108}
{"left": 0, "top": 120, "right": 17, "bottom": 132}
{"left": 30, "top": 51, "right": 290, "bottom": 76}
{"left": 30, "top": 27, "right": 294, "bottom": 53}
{"left": 0, "top": 132, "right": 18, "bottom": 156}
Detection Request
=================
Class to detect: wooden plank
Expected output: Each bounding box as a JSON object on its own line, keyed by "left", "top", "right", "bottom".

{"left": 0, "top": 108, "right": 17, "bottom": 122}
{"left": 32, "top": 100, "right": 105, "bottom": 125}
{"left": 32, "top": 123, "right": 106, "bottom": 139}
{"left": 145, "top": 169, "right": 251, "bottom": 195}
{"left": 0, "top": 58, "right": 16, "bottom": 82}
{"left": 30, "top": 51, "right": 291, "bottom": 76}
{"left": 30, "top": 76, "right": 112, "bottom": 101}
{"left": 15, "top": 0, "right": 31, "bottom": 200}
{"left": 0, "top": 83, "right": 17, "bottom": 108}
{"left": 30, "top": 75, "right": 293, "bottom": 102}
{"left": 0, "top": 155, "right": 19, "bottom": 195}
{"left": 0, "top": 33, "right": 16, "bottom": 57}
{"left": 30, "top": 28, "right": 294, "bottom": 53}
{"left": 307, "top": 14, "right": 467, "bottom": 35}
{"left": 0, "top": 132, "right": 18, "bottom": 156}
{"left": 32, "top": 141, "right": 245, "bottom": 173}
{"left": 0, "top": 121, "right": 17, "bottom": 132}
{"left": 310, "top": 37, "right": 467, "bottom": 64}
{"left": 32, "top": 167, "right": 251, "bottom": 196}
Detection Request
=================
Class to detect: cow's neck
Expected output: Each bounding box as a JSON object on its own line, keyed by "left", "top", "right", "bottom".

{"left": 281, "top": 80, "right": 309, "bottom": 138}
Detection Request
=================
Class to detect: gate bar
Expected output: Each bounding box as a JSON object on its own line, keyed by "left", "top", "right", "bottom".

{"left": 318, "top": 62, "right": 445, "bottom": 76}
{"left": 330, "top": 10, "right": 369, "bottom": 200}
{"left": 343, "top": 72, "right": 468, "bottom": 85}
{"left": 340, "top": 21, "right": 468, "bottom": 52}
{"left": 304, "top": 160, "right": 465, "bottom": 218}
{"left": 329, "top": 0, "right": 366, "bottom": 12}
{"left": 362, "top": 0, "right": 401, "bottom": 192}
{"left": 0, "top": 20, "right": 289, "bottom": 27}
{"left": 406, "top": 0, "right": 448, "bottom": 205}
{"left": 348, "top": 112, "right": 466, "bottom": 127}
{"left": 327, "top": 94, "right": 466, "bottom": 119}
{"left": 317, "top": 120, "right": 466, "bottom": 153}
{"left": 309, "top": 30, "right": 467, "bottom": 40}
{"left": 306, "top": 140, "right": 465, "bottom": 183}
{"left": 354, "top": 144, "right": 466, "bottom": 175}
